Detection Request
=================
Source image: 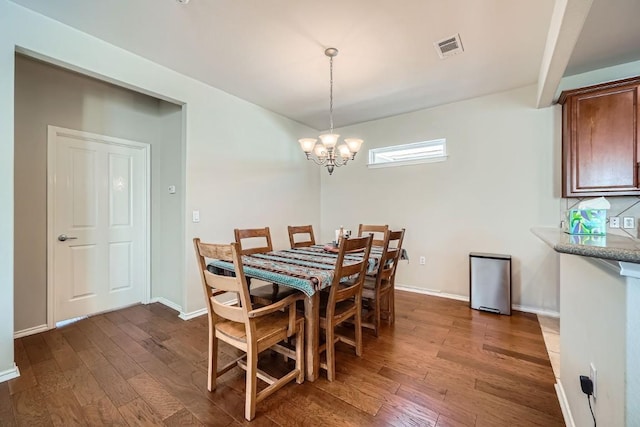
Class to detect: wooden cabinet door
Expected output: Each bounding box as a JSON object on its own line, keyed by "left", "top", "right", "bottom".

{"left": 563, "top": 85, "right": 639, "bottom": 197}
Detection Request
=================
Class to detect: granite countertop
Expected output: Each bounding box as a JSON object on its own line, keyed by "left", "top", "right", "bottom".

{"left": 532, "top": 227, "right": 640, "bottom": 264}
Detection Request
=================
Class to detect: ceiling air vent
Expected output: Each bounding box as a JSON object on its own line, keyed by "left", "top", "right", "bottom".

{"left": 434, "top": 33, "right": 464, "bottom": 59}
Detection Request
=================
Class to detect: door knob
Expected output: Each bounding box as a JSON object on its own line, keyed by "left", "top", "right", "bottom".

{"left": 57, "top": 234, "right": 78, "bottom": 242}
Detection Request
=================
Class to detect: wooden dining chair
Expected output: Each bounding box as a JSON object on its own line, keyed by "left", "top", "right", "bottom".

{"left": 193, "top": 238, "right": 305, "bottom": 421}
{"left": 287, "top": 225, "right": 316, "bottom": 248}
{"left": 319, "top": 234, "right": 373, "bottom": 381}
{"left": 358, "top": 224, "right": 389, "bottom": 247}
{"left": 234, "top": 227, "right": 297, "bottom": 305}
{"left": 362, "top": 229, "right": 405, "bottom": 336}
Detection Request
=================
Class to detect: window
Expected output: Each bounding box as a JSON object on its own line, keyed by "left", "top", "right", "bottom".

{"left": 368, "top": 138, "right": 447, "bottom": 168}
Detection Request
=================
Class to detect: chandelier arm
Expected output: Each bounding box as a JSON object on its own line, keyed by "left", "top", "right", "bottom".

{"left": 307, "top": 156, "right": 328, "bottom": 166}
{"left": 333, "top": 156, "right": 349, "bottom": 167}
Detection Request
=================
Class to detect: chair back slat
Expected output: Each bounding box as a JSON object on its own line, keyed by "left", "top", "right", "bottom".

{"left": 204, "top": 270, "right": 240, "bottom": 293}
{"left": 210, "top": 297, "right": 246, "bottom": 324}
{"left": 197, "top": 242, "right": 234, "bottom": 261}
{"left": 339, "top": 262, "right": 363, "bottom": 277}
{"left": 288, "top": 225, "right": 316, "bottom": 248}
{"left": 358, "top": 224, "right": 389, "bottom": 247}
{"left": 333, "top": 280, "right": 360, "bottom": 301}
{"left": 234, "top": 227, "right": 273, "bottom": 255}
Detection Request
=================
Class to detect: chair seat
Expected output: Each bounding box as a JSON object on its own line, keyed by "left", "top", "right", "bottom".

{"left": 251, "top": 284, "right": 299, "bottom": 302}
{"left": 362, "top": 287, "right": 375, "bottom": 300}
{"left": 319, "top": 291, "right": 357, "bottom": 327}
{"left": 216, "top": 310, "right": 292, "bottom": 343}
{"left": 362, "top": 283, "right": 392, "bottom": 299}
{"left": 363, "top": 278, "right": 376, "bottom": 290}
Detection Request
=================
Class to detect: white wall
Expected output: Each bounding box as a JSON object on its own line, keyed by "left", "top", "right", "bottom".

{"left": 322, "top": 85, "right": 562, "bottom": 313}
{"left": 152, "top": 102, "right": 185, "bottom": 307}
{"left": 0, "top": 0, "right": 320, "bottom": 375}
{"left": 13, "top": 55, "right": 184, "bottom": 332}
{"left": 559, "top": 254, "right": 626, "bottom": 427}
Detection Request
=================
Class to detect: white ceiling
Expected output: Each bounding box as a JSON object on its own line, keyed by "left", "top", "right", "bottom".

{"left": 9, "top": 0, "right": 640, "bottom": 130}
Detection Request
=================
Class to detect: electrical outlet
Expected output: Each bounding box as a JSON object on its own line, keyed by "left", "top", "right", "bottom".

{"left": 590, "top": 363, "right": 597, "bottom": 400}
{"left": 419, "top": 256, "right": 426, "bottom": 265}
{"left": 610, "top": 216, "right": 620, "bottom": 228}
{"left": 623, "top": 217, "right": 635, "bottom": 229}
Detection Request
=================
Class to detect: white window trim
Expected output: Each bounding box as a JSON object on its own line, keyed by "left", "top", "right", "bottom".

{"left": 367, "top": 138, "right": 447, "bottom": 169}
{"left": 367, "top": 155, "right": 448, "bottom": 169}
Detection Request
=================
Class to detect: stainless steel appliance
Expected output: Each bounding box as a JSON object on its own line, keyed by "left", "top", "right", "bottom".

{"left": 469, "top": 252, "right": 512, "bottom": 315}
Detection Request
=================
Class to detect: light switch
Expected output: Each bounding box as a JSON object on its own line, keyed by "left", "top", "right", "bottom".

{"left": 168, "top": 185, "right": 176, "bottom": 194}
{"left": 192, "top": 210, "right": 200, "bottom": 223}
{"left": 623, "top": 217, "right": 635, "bottom": 229}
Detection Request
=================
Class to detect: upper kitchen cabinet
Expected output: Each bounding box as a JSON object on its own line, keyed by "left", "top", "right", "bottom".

{"left": 559, "top": 76, "right": 640, "bottom": 197}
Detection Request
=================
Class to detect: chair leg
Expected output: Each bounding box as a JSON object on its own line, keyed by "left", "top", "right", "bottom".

{"left": 355, "top": 298, "right": 363, "bottom": 357}
{"left": 244, "top": 345, "right": 258, "bottom": 421}
{"left": 326, "top": 325, "right": 335, "bottom": 381}
{"left": 389, "top": 286, "right": 395, "bottom": 324}
{"left": 295, "top": 322, "right": 305, "bottom": 384}
{"left": 374, "top": 291, "right": 381, "bottom": 337}
{"left": 208, "top": 324, "right": 217, "bottom": 392}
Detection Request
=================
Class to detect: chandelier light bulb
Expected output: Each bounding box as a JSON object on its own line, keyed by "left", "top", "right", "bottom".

{"left": 298, "top": 138, "right": 317, "bottom": 153}
{"left": 344, "top": 138, "right": 363, "bottom": 154}
{"left": 338, "top": 144, "right": 351, "bottom": 158}
{"left": 319, "top": 133, "right": 339, "bottom": 148}
{"left": 314, "top": 144, "right": 328, "bottom": 158}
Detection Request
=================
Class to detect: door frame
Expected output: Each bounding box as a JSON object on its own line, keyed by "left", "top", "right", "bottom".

{"left": 46, "top": 125, "right": 151, "bottom": 329}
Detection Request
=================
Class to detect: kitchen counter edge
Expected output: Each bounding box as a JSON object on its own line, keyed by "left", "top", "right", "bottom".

{"left": 531, "top": 227, "right": 640, "bottom": 264}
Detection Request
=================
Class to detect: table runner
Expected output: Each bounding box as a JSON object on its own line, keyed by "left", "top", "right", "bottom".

{"left": 207, "top": 245, "right": 377, "bottom": 297}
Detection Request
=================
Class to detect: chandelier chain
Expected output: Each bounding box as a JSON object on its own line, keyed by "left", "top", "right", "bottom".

{"left": 329, "top": 55, "right": 334, "bottom": 133}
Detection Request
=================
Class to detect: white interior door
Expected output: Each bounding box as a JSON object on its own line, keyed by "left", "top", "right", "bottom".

{"left": 48, "top": 126, "right": 149, "bottom": 324}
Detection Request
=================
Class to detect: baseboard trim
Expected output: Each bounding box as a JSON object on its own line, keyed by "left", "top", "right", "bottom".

{"left": 395, "top": 285, "right": 560, "bottom": 317}
{"left": 0, "top": 364, "right": 20, "bottom": 383}
{"left": 149, "top": 297, "right": 205, "bottom": 320}
{"left": 512, "top": 304, "right": 560, "bottom": 318}
{"left": 152, "top": 297, "right": 238, "bottom": 321}
{"left": 395, "top": 285, "right": 469, "bottom": 302}
{"left": 555, "top": 380, "right": 576, "bottom": 427}
{"left": 179, "top": 308, "right": 207, "bottom": 321}
{"left": 178, "top": 298, "right": 238, "bottom": 321}
{"left": 14, "top": 324, "right": 50, "bottom": 339}
{"left": 150, "top": 297, "right": 182, "bottom": 314}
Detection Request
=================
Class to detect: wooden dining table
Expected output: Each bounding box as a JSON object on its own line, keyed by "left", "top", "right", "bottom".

{"left": 207, "top": 245, "right": 381, "bottom": 381}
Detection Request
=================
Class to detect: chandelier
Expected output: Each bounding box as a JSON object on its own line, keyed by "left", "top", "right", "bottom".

{"left": 298, "top": 48, "right": 363, "bottom": 175}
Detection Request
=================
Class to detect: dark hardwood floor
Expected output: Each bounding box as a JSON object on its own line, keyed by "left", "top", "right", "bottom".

{"left": 1, "top": 291, "right": 564, "bottom": 426}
